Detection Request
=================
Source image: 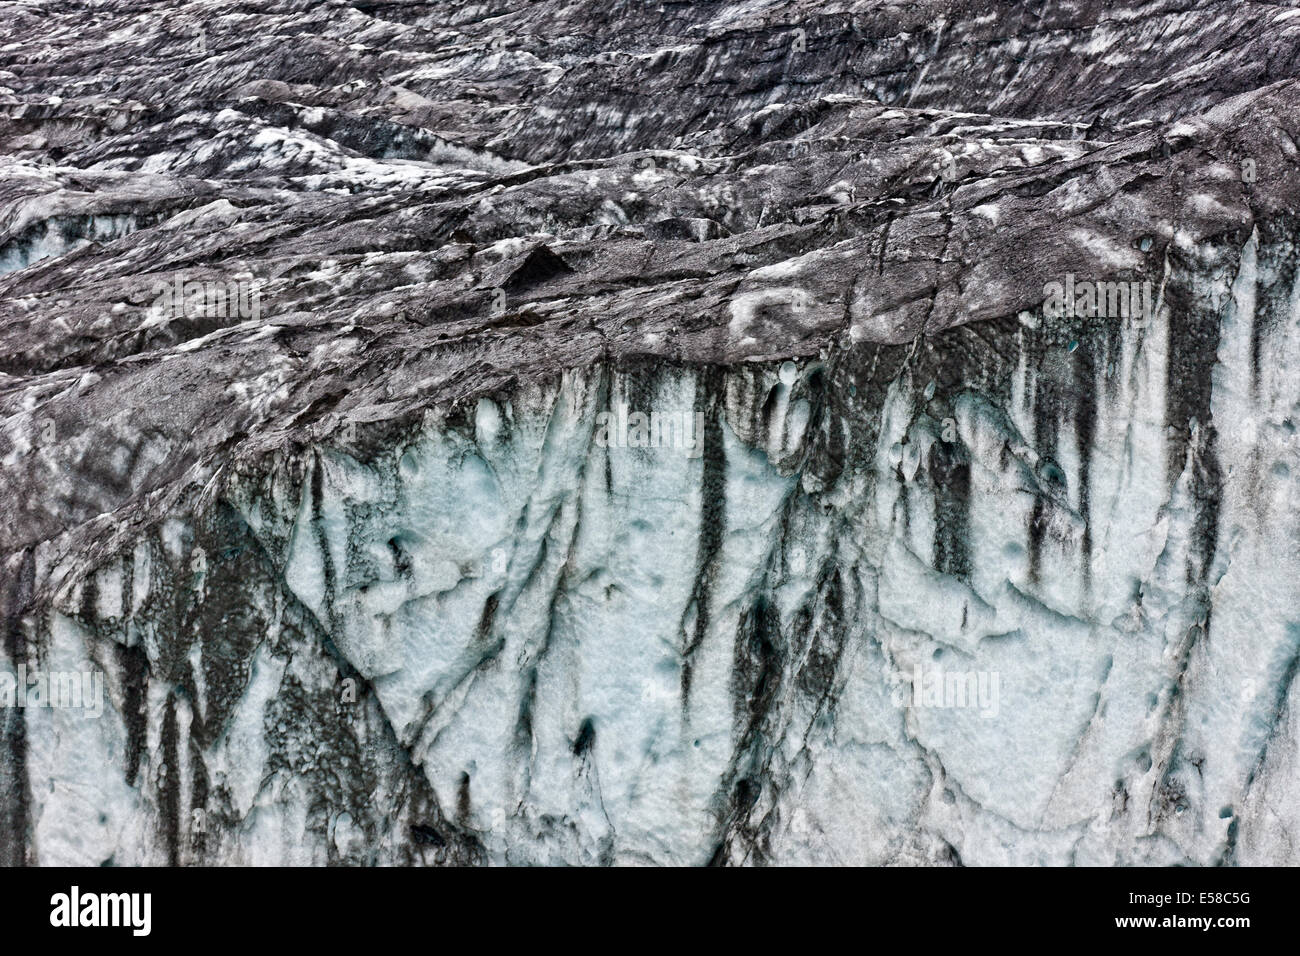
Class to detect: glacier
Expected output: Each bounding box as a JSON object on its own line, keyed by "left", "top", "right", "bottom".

{"left": 1, "top": 0, "right": 1299, "bottom": 866}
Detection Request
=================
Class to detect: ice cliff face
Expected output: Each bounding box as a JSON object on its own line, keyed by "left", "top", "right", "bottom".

{"left": 2, "top": 0, "right": 1300, "bottom": 866}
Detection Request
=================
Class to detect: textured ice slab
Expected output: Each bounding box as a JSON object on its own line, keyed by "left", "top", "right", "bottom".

{"left": 2, "top": 0, "right": 1300, "bottom": 866}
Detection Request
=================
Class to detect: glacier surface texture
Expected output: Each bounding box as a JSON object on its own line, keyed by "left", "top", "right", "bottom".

{"left": 2, "top": 0, "right": 1300, "bottom": 866}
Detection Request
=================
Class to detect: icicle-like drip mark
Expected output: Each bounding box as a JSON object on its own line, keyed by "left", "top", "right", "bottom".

{"left": 709, "top": 593, "right": 784, "bottom": 866}
{"left": 680, "top": 367, "right": 726, "bottom": 705}
{"left": 929, "top": 435, "right": 971, "bottom": 580}
{"left": 1162, "top": 279, "right": 1224, "bottom": 588}
{"left": 0, "top": 550, "right": 35, "bottom": 866}
{"left": 191, "top": 503, "right": 272, "bottom": 747}
{"left": 1027, "top": 339, "right": 1067, "bottom": 585}
{"left": 159, "top": 692, "right": 182, "bottom": 866}
{"left": 1249, "top": 220, "right": 1299, "bottom": 401}
{"left": 118, "top": 640, "right": 149, "bottom": 787}
{"left": 188, "top": 733, "right": 210, "bottom": 859}
{"left": 1069, "top": 321, "right": 1113, "bottom": 596}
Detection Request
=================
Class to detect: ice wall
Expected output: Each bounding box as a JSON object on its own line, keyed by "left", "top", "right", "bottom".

{"left": 9, "top": 221, "right": 1298, "bottom": 865}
